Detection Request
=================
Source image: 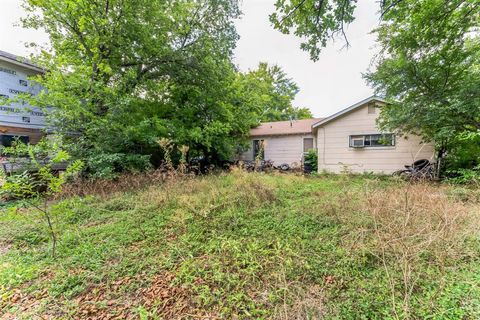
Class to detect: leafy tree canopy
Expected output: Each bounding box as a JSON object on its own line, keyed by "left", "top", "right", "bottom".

{"left": 365, "top": 0, "right": 480, "bottom": 148}
{"left": 22, "top": 0, "right": 249, "bottom": 173}
{"left": 271, "top": 0, "right": 357, "bottom": 61}
{"left": 22, "top": 0, "right": 312, "bottom": 175}
{"left": 234, "top": 62, "right": 312, "bottom": 122}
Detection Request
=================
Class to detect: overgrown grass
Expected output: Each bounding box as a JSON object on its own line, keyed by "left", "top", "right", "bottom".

{"left": 1, "top": 170, "right": 479, "bottom": 319}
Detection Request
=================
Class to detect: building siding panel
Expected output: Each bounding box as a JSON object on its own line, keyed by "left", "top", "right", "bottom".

{"left": 0, "top": 60, "right": 46, "bottom": 130}
{"left": 239, "top": 134, "right": 314, "bottom": 166}
{"left": 0, "top": 125, "right": 44, "bottom": 144}
{"left": 317, "top": 103, "right": 435, "bottom": 174}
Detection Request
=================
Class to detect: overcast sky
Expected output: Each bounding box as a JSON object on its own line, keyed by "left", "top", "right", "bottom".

{"left": 1, "top": 0, "right": 381, "bottom": 117}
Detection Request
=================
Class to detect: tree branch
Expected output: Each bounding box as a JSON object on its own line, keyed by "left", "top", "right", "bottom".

{"left": 281, "top": 0, "right": 308, "bottom": 23}
{"left": 380, "top": 0, "right": 405, "bottom": 18}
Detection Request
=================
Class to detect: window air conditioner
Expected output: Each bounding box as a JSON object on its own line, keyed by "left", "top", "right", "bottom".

{"left": 351, "top": 137, "right": 365, "bottom": 148}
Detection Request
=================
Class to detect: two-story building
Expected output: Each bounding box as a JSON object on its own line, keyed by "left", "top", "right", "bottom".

{"left": 0, "top": 50, "right": 46, "bottom": 147}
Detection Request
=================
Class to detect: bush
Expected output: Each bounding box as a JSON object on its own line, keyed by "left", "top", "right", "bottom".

{"left": 443, "top": 132, "right": 480, "bottom": 184}
{"left": 85, "top": 152, "right": 152, "bottom": 180}
{"left": 304, "top": 148, "right": 318, "bottom": 173}
{"left": 446, "top": 165, "right": 480, "bottom": 185}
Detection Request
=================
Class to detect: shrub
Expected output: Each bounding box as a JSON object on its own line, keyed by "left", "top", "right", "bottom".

{"left": 446, "top": 165, "right": 480, "bottom": 186}
{"left": 304, "top": 149, "right": 318, "bottom": 173}
{"left": 85, "top": 152, "right": 152, "bottom": 180}
{"left": 443, "top": 132, "right": 480, "bottom": 184}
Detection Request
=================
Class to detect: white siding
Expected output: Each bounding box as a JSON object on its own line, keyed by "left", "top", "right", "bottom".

{"left": 316, "top": 104, "right": 435, "bottom": 174}
{"left": 0, "top": 61, "right": 46, "bottom": 129}
{"left": 239, "top": 134, "right": 315, "bottom": 166}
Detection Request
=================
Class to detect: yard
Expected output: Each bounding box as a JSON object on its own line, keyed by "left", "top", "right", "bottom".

{"left": 1, "top": 171, "right": 480, "bottom": 319}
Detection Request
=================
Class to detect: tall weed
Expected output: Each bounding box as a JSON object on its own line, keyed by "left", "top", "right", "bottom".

{"left": 361, "top": 183, "right": 479, "bottom": 318}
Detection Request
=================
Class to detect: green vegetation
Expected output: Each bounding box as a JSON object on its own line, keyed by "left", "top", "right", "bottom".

{"left": 19, "top": 0, "right": 312, "bottom": 177}
{"left": 1, "top": 172, "right": 479, "bottom": 319}
{"left": 0, "top": 139, "right": 83, "bottom": 257}
{"left": 271, "top": 0, "right": 356, "bottom": 61}
{"left": 365, "top": 0, "right": 480, "bottom": 174}
{"left": 271, "top": 0, "right": 480, "bottom": 180}
{"left": 304, "top": 149, "right": 318, "bottom": 173}
{"left": 13, "top": 0, "right": 477, "bottom": 181}
{"left": 235, "top": 62, "right": 313, "bottom": 122}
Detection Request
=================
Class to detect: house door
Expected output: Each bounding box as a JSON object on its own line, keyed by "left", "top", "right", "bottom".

{"left": 253, "top": 139, "right": 264, "bottom": 160}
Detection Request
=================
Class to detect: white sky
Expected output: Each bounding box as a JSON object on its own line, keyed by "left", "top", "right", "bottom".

{"left": 1, "top": 0, "right": 381, "bottom": 117}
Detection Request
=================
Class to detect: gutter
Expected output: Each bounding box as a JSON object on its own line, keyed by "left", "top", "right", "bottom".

{"left": 0, "top": 53, "right": 45, "bottom": 74}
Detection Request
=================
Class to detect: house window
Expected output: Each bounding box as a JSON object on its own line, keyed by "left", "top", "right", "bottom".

{"left": 0, "top": 135, "right": 29, "bottom": 147}
{"left": 349, "top": 134, "right": 395, "bottom": 148}
{"left": 22, "top": 116, "right": 31, "bottom": 123}
{"left": 19, "top": 79, "right": 28, "bottom": 87}
{"left": 303, "top": 138, "right": 314, "bottom": 152}
{"left": 253, "top": 139, "right": 264, "bottom": 160}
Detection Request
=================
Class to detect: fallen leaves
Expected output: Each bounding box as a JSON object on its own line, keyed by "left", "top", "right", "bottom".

{"left": 2, "top": 271, "right": 219, "bottom": 320}
{"left": 72, "top": 272, "right": 218, "bottom": 319}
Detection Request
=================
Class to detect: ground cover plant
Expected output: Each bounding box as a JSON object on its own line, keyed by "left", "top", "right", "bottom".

{"left": 1, "top": 171, "right": 479, "bottom": 319}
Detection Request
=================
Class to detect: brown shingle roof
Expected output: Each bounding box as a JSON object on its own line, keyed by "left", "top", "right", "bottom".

{"left": 250, "top": 118, "right": 323, "bottom": 137}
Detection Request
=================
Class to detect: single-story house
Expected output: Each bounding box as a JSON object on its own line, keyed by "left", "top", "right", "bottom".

{"left": 238, "top": 118, "right": 321, "bottom": 168}
{"left": 239, "top": 96, "right": 435, "bottom": 174}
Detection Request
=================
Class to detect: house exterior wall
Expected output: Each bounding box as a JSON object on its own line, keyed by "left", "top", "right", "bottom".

{"left": 0, "top": 125, "right": 43, "bottom": 145}
{"left": 0, "top": 59, "right": 46, "bottom": 146}
{"left": 239, "top": 133, "right": 315, "bottom": 166}
{"left": 316, "top": 103, "right": 435, "bottom": 174}
{"left": 0, "top": 60, "right": 46, "bottom": 130}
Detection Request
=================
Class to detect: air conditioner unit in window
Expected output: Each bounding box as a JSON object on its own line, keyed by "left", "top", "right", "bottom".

{"left": 351, "top": 138, "right": 365, "bottom": 148}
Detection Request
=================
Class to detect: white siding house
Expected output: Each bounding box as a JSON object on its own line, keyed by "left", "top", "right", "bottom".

{"left": 241, "top": 96, "right": 435, "bottom": 174}
{"left": 313, "top": 97, "right": 435, "bottom": 173}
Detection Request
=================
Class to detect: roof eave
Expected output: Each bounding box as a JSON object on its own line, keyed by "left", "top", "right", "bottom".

{"left": 250, "top": 131, "right": 313, "bottom": 137}
{"left": 0, "top": 55, "right": 45, "bottom": 74}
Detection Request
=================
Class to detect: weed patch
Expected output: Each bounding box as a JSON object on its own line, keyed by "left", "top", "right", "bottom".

{"left": 1, "top": 173, "right": 479, "bottom": 319}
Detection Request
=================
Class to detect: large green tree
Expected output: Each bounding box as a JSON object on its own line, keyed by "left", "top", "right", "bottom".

{"left": 22, "top": 0, "right": 257, "bottom": 175}
{"left": 234, "top": 62, "right": 312, "bottom": 122}
{"left": 23, "top": 0, "right": 314, "bottom": 175}
{"left": 365, "top": 1, "right": 480, "bottom": 152}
